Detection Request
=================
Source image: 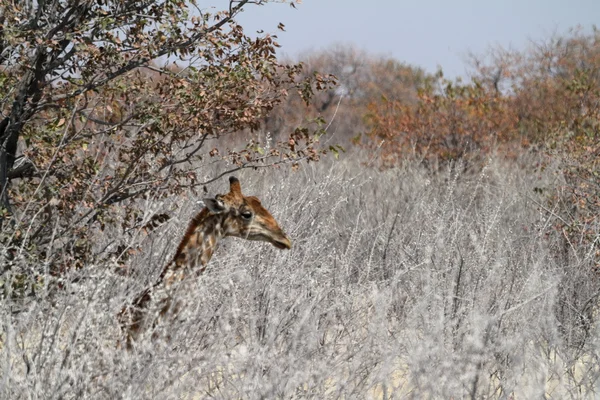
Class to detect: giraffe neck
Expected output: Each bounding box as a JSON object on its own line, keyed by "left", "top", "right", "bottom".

{"left": 153, "top": 208, "right": 227, "bottom": 286}
{"left": 122, "top": 208, "right": 229, "bottom": 347}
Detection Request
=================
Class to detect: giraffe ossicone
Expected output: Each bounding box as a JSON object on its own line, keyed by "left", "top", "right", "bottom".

{"left": 119, "top": 176, "right": 291, "bottom": 348}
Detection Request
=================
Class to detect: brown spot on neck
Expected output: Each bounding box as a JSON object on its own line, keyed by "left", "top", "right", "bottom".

{"left": 158, "top": 207, "right": 224, "bottom": 282}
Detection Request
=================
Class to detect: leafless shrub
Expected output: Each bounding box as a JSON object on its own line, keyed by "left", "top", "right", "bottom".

{"left": 1, "top": 153, "right": 599, "bottom": 399}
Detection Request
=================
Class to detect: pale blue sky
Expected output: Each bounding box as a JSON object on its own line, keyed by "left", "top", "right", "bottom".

{"left": 238, "top": 0, "right": 600, "bottom": 78}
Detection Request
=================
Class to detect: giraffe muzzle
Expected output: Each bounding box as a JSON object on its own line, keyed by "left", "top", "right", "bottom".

{"left": 273, "top": 235, "right": 292, "bottom": 250}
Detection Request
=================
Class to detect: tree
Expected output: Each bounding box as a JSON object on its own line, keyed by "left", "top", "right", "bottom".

{"left": 0, "top": 0, "right": 334, "bottom": 293}
{"left": 264, "top": 45, "right": 428, "bottom": 147}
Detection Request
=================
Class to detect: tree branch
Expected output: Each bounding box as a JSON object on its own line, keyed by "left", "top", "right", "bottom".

{"left": 47, "top": 0, "right": 252, "bottom": 104}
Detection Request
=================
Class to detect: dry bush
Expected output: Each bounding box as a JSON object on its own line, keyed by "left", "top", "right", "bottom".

{"left": 364, "top": 27, "right": 600, "bottom": 277}
{"left": 469, "top": 27, "right": 600, "bottom": 277}
{"left": 2, "top": 153, "right": 599, "bottom": 399}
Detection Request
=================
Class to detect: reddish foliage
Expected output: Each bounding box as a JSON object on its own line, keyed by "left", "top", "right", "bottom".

{"left": 364, "top": 27, "right": 599, "bottom": 269}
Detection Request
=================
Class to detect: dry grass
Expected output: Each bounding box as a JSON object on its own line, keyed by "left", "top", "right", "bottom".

{"left": 2, "top": 153, "right": 600, "bottom": 399}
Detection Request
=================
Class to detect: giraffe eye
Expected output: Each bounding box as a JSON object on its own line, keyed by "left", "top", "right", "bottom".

{"left": 241, "top": 211, "right": 253, "bottom": 220}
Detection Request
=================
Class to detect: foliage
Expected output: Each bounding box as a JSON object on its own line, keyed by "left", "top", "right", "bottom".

{"left": 0, "top": 0, "right": 335, "bottom": 295}
{"left": 263, "top": 45, "right": 429, "bottom": 146}
{"left": 364, "top": 73, "right": 519, "bottom": 167}
{"left": 364, "top": 28, "right": 599, "bottom": 270}
{"left": 468, "top": 27, "right": 600, "bottom": 272}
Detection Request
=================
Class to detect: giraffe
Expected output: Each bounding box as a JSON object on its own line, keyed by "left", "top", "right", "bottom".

{"left": 119, "top": 176, "right": 291, "bottom": 348}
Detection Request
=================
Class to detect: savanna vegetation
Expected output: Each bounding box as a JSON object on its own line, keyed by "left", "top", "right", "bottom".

{"left": 1, "top": 0, "right": 599, "bottom": 398}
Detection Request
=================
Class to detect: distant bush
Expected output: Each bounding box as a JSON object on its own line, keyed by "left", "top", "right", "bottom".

{"left": 363, "top": 27, "right": 599, "bottom": 275}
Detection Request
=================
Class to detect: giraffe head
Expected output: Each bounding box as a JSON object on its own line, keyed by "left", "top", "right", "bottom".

{"left": 203, "top": 176, "right": 292, "bottom": 250}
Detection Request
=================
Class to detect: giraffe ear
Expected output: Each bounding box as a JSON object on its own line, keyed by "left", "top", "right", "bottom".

{"left": 204, "top": 197, "right": 227, "bottom": 213}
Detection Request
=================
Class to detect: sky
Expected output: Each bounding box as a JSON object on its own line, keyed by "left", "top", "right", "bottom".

{"left": 237, "top": 0, "right": 600, "bottom": 78}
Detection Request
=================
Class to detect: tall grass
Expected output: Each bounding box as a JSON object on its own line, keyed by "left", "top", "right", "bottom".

{"left": 1, "top": 153, "right": 599, "bottom": 399}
